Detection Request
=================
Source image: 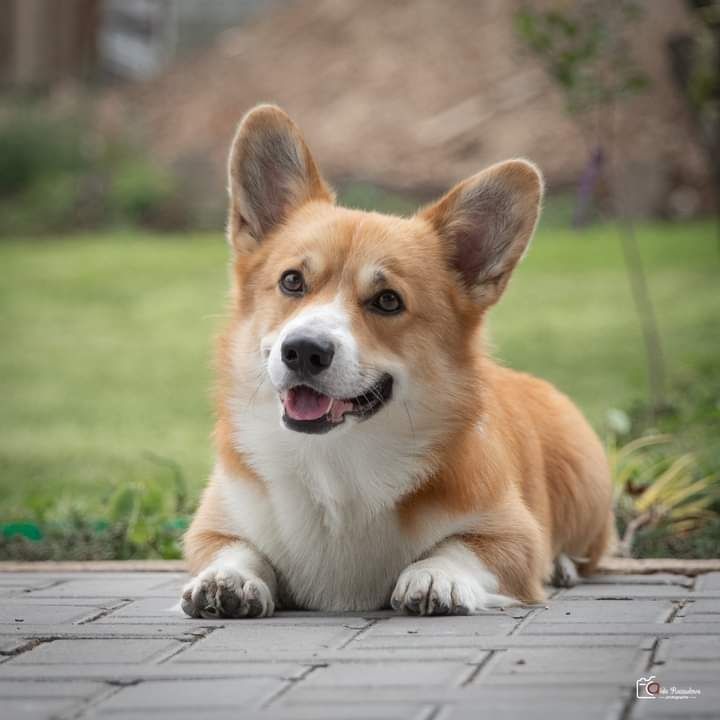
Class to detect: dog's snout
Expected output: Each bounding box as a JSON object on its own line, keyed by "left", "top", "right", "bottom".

{"left": 281, "top": 336, "right": 335, "bottom": 376}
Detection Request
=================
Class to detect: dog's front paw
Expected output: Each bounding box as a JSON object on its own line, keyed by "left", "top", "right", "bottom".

{"left": 391, "top": 565, "right": 515, "bottom": 616}
{"left": 181, "top": 566, "right": 275, "bottom": 619}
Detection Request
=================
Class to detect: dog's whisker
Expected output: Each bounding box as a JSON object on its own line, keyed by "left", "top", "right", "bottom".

{"left": 402, "top": 401, "right": 416, "bottom": 439}
{"left": 246, "top": 375, "right": 267, "bottom": 410}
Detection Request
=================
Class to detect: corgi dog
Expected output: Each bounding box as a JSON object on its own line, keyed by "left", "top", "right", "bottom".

{"left": 181, "top": 105, "right": 614, "bottom": 618}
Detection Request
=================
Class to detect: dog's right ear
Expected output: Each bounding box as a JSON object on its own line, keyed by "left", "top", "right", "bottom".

{"left": 227, "top": 105, "right": 334, "bottom": 253}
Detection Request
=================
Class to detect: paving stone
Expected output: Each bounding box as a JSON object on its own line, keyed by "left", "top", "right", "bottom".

{"left": 94, "top": 677, "right": 288, "bottom": 712}
{"left": 0, "top": 637, "right": 39, "bottom": 655}
{"left": 1, "top": 569, "right": 719, "bottom": 719}
{"left": 0, "top": 623, "right": 209, "bottom": 639}
{"left": 0, "top": 678, "right": 106, "bottom": 698}
{"left": 678, "top": 599, "right": 720, "bottom": 616}
{"left": 582, "top": 574, "right": 693, "bottom": 587}
{"left": 268, "top": 702, "right": 435, "bottom": 720}
{"left": 352, "top": 616, "right": 519, "bottom": 649}
{"left": 362, "top": 614, "right": 523, "bottom": 637}
{"left": 483, "top": 646, "right": 646, "bottom": 677}
{"left": 556, "top": 584, "right": 694, "bottom": 599}
{"left": 655, "top": 636, "right": 720, "bottom": 662}
{"left": 532, "top": 599, "right": 675, "bottom": 623}
{"left": 519, "top": 622, "right": 720, "bottom": 636}
{"left": 0, "top": 574, "right": 61, "bottom": 587}
{"left": 0, "top": 662, "right": 308, "bottom": 682}
{"left": 0, "top": 697, "right": 84, "bottom": 719}
{"left": 434, "top": 685, "right": 625, "bottom": 720}
{"left": 171, "top": 646, "right": 478, "bottom": 664}
{"left": 694, "top": 572, "right": 720, "bottom": 591}
{"left": 0, "top": 599, "right": 116, "bottom": 625}
{"left": 28, "top": 574, "right": 182, "bottom": 599}
{"left": 470, "top": 634, "right": 656, "bottom": 650}
{"left": 303, "top": 660, "right": 481, "bottom": 687}
{"left": 0, "top": 578, "right": 60, "bottom": 599}
{"left": 174, "top": 623, "right": 360, "bottom": 661}
{"left": 93, "top": 705, "right": 435, "bottom": 720}
{"left": 8, "top": 637, "right": 184, "bottom": 664}
{"left": 280, "top": 683, "right": 628, "bottom": 704}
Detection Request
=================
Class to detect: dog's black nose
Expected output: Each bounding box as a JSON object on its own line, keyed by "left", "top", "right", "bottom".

{"left": 281, "top": 336, "right": 335, "bottom": 376}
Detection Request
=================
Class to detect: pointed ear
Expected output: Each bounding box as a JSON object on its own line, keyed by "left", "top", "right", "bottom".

{"left": 420, "top": 160, "right": 543, "bottom": 306}
{"left": 227, "top": 104, "right": 334, "bottom": 252}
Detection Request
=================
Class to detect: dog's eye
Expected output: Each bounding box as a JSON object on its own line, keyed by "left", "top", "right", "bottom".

{"left": 370, "top": 290, "right": 404, "bottom": 315}
{"left": 280, "top": 270, "right": 305, "bottom": 295}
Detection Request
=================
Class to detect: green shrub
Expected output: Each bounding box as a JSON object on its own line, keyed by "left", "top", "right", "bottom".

{"left": 109, "top": 159, "right": 174, "bottom": 226}
{"left": 0, "top": 104, "right": 181, "bottom": 236}
{"left": 0, "top": 453, "right": 191, "bottom": 561}
{"left": 610, "top": 433, "right": 719, "bottom": 557}
{"left": 0, "top": 111, "right": 87, "bottom": 197}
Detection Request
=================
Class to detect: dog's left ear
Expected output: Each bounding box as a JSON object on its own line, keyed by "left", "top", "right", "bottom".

{"left": 420, "top": 160, "right": 543, "bottom": 307}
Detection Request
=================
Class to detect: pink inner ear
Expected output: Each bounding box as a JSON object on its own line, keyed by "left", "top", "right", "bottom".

{"left": 449, "top": 193, "right": 524, "bottom": 289}
{"left": 453, "top": 225, "right": 494, "bottom": 289}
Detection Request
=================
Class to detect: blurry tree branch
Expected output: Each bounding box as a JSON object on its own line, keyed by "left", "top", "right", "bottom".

{"left": 516, "top": 0, "right": 667, "bottom": 417}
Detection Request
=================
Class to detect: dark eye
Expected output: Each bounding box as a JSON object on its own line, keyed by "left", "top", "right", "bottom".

{"left": 370, "top": 290, "right": 404, "bottom": 315}
{"left": 280, "top": 270, "right": 305, "bottom": 295}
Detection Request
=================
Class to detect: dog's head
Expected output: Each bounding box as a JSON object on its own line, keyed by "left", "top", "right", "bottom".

{"left": 224, "top": 105, "right": 542, "bottom": 442}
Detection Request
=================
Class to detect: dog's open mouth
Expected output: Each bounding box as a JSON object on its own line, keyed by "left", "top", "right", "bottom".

{"left": 281, "top": 375, "right": 393, "bottom": 434}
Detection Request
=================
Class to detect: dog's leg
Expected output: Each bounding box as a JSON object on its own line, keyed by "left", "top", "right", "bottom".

{"left": 181, "top": 541, "right": 277, "bottom": 619}
{"left": 391, "top": 538, "right": 517, "bottom": 615}
{"left": 551, "top": 553, "right": 580, "bottom": 588}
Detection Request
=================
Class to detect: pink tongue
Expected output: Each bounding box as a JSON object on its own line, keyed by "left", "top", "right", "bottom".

{"left": 284, "top": 386, "right": 333, "bottom": 421}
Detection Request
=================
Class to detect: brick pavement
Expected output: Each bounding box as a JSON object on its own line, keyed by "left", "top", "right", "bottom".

{"left": 0, "top": 569, "right": 718, "bottom": 719}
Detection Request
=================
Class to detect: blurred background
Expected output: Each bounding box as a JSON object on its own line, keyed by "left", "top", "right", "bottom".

{"left": 0, "top": 0, "right": 718, "bottom": 562}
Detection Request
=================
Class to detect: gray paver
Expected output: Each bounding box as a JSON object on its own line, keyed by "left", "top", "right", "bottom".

{"left": 303, "top": 660, "right": 481, "bottom": 687}
{"left": 0, "top": 679, "right": 106, "bottom": 697}
{"left": 655, "top": 636, "right": 720, "bottom": 662}
{"left": 483, "top": 646, "right": 646, "bottom": 676}
{"left": 433, "top": 686, "right": 625, "bottom": 720}
{"left": 694, "top": 572, "right": 720, "bottom": 591}
{"left": 8, "top": 637, "right": 184, "bottom": 664}
{"left": 556, "top": 584, "right": 700, "bottom": 599}
{"left": 93, "top": 705, "right": 435, "bottom": 720}
{"left": 27, "top": 573, "right": 183, "bottom": 598}
{"left": 0, "top": 599, "right": 115, "bottom": 625}
{"left": 532, "top": 599, "right": 675, "bottom": 623}
{"left": 0, "top": 568, "right": 718, "bottom": 719}
{"left": 581, "top": 573, "right": 693, "bottom": 587}
{"left": 175, "top": 622, "right": 361, "bottom": 659}
{"left": 96, "top": 677, "right": 288, "bottom": 711}
{"left": 0, "top": 697, "right": 84, "bottom": 719}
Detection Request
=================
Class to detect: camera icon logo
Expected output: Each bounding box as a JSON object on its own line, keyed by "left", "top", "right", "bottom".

{"left": 636, "top": 675, "right": 661, "bottom": 699}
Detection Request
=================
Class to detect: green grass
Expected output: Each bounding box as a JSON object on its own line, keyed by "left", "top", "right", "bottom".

{"left": 1, "top": 217, "right": 718, "bottom": 525}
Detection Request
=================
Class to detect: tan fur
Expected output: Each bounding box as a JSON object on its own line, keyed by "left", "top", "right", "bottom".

{"left": 185, "top": 105, "right": 615, "bottom": 607}
{"left": 183, "top": 481, "right": 243, "bottom": 575}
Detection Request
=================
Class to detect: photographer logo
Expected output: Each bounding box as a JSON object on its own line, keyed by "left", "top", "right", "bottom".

{"left": 636, "top": 676, "right": 701, "bottom": 701}
{"left": 636, "top": 676, "right": 661, "bottom": 699}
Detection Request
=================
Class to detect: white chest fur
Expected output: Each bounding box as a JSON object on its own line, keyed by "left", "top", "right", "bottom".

{"left": 216, "top": 429, "right": 480, "bottom": 611}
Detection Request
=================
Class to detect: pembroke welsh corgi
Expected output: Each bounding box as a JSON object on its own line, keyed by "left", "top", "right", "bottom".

{"left": 181, "top": 105, "right": 614, "bottom": 618}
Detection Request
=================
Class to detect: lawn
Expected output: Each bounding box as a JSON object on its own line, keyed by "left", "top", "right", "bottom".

{"left": 1, "top": 216, "right": 718, "bottom": 549}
